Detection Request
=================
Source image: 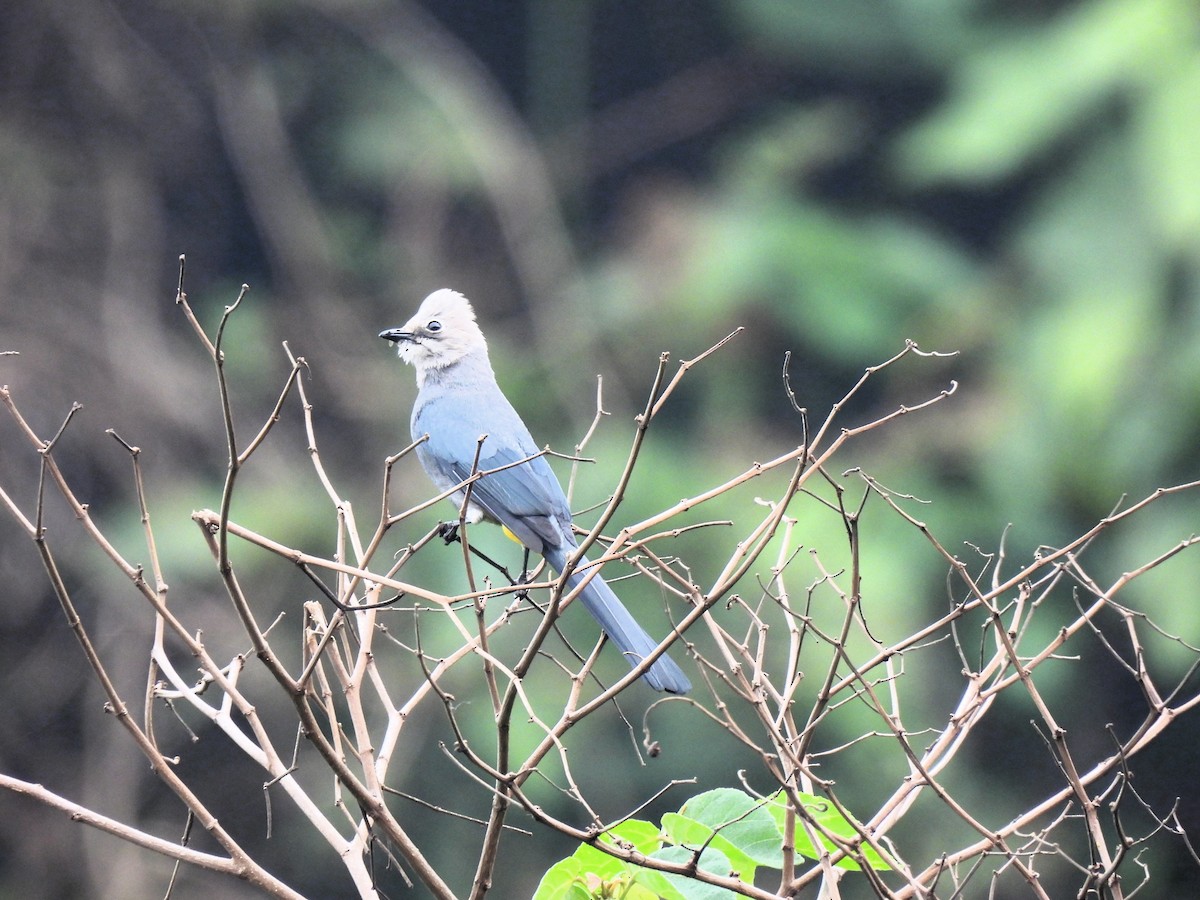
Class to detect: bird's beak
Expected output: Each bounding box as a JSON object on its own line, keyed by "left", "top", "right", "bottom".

{"left": 379, "top": 328, "right": 413, "bottom": 344}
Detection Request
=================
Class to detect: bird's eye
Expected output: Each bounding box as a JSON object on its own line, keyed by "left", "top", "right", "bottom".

{"left": 426, "top": 320, "right": 442, "bottom": 333}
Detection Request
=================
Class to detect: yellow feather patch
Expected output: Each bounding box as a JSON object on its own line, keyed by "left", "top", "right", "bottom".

{"left": 501, "top": 525, "right": 522, "bottom": 544}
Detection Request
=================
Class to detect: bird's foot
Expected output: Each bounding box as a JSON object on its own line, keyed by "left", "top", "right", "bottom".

{"left": 517, "top": 548, "right": 533, "bottom": 585}
{"left": 437, "top": 522, "right": 460, "bottom": 544}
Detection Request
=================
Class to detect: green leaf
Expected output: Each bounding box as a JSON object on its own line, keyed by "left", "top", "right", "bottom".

{"left": 1135, "top": 52, "right": 1200, "bottom": 248}
{"left": 532, "top": 858, "right": 588, "bottom": 900}
{"left": 674, "top": 788, "right": 786, "bottom": 870}
{"left": 536, "top": 821, "right": 667, "bottom": 899}
{"left": 765, "top": 791, "right": 891, "bottom": 871}
{"left": 602, "top": 819, "right": 670, "bottom": 856}
{"left": 896, "top": 0, "right": 1187, "bottom": 184}
{"left": 682, "top": 199, "right": 977, "bottom": 359}
{"left": 646, "top": 845, "right": 736, "bottom": 900}
{"left": 661, "top": 814, "right": 758, "bottom": 885}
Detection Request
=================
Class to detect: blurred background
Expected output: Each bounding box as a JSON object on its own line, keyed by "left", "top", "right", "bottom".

{"left": 2, "top": 0, "right": 1200, "bottom": 897}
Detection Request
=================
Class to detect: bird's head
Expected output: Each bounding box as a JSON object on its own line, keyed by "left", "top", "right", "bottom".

{"left": 379, "top": 288, "right": 488, "bottom": 375}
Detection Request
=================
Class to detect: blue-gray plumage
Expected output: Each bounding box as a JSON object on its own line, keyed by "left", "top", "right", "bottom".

{"left": 380, "top": 289, "right": 690, "bottom": 694}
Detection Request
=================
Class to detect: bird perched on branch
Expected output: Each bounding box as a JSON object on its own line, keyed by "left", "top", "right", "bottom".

{"left": 380, "top": 289, "right": 690, "bottom": 694}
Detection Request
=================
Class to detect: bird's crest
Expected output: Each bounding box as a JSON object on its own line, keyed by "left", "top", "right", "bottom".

{"left": 383, "top": 288, "right": 489, "bottom": 378}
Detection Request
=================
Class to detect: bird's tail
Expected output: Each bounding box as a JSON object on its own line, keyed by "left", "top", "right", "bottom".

{"left": 544, "top": 546, "right": 690, "bottom": 694}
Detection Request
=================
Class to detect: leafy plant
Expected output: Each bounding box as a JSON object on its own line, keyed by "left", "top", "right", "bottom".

{"left": 536, "top": 787, "right": 891, "bottom": 899}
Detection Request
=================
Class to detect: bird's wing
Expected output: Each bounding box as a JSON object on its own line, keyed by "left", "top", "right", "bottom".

{"left": 414, "top": 394, "right": 573, "bottom": 553}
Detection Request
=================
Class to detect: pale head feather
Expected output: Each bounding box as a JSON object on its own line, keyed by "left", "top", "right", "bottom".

{"left": 390, "top": 289, "right": 488, "bottom": 375}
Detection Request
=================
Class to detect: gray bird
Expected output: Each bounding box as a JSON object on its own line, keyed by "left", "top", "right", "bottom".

{"left": 380, "top": 289, "right": 690, "bottom": 693}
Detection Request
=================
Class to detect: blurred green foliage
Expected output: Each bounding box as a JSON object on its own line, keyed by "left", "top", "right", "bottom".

{"left": 2, "top": 0, "right": 1199, "bottom": 897}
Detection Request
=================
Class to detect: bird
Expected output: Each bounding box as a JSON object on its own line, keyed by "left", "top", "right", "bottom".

{"left": 379, "top": 289, "right": 690, "bottom": 694}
